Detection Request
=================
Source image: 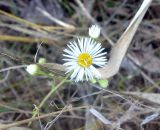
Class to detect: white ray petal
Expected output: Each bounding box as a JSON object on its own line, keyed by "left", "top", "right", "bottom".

{"left": 63, "top": 49, "right": 75, "bottom": 56}
{"left": 76, "top": 68, "right": 84, "bottom": 81}
{"left": 84, "top": 38, "right": 91, "bottom": 52}
{"left": 70, "top": 41, "right": 81, "bottom": 54}
{"left": 92, "top": 48, "right": 106, "bottom": 56}
{"left": 70, "top": 67, "right": 81, "bottom": 80}
{"left": 63, "top": 58, "right": 77, "bottom": 62}
{"left": 93, "top": 58, "right": 107, "bottom": 62}
{"left": 93, "top": 63, "right": 107, "bottom": 66}
{"left": 89, "top": 43, "right": 101, "bottom": 55}
{"left": 90, "top": 65, "right": 101, "bottom": 79}
{"left": 78, "top": 38, "right": 84, "bottom": 53}
{"left": 63, "top": 61, "right": 77, "bottom": 66}
{"left": 67, "top": 43, "right": 80, "bottom": 55}
{"left": 65, "top": 66, "right": 76, "bottom": 73}
{"left": 87, "top": 41, "right": 96, "bottom": 53}
{"left": 93, "top": 52, "right": 107, "bottom": 58}
{"left": 63, "top": 54, "right": 77, "bottom": 59}
{"left": 85, "top": 68, "right": 93, "bottom": 80}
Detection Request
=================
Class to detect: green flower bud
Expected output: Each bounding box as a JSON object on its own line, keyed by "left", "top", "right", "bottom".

{"left": 90, "top": 78, "right": 97, "bottom": 84}
{"left": 38, "top": 58, "right": 46, "bottom": 64}
{"left": 98, "top": 79, "right": 108, "bottom": 88}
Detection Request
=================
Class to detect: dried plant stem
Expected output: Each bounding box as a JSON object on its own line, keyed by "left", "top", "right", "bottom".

{"left": 0, "top": 9, "right": 43, "bottom": 32}
{"left": 36, "top": 7, "right": 75, "bottom": 31}
{"left": 99, "top": 0, "right": 152, "bottom": 79}
{"left": 0, "top": 105, "right": 88, "bottom": 130}
{"left": 0, "top": 9, "right": 74, "bottom": 33}
{"left": 28, "top": 73, "right": 71, "bottom": 126}
{"left": 0, "top": 35, "right": 57, "bottom": 44}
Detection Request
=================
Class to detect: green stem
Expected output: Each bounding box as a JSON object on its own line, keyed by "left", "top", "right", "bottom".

{"left": 38, "top": 75, "right": 69, "bottom": 108}
{"left": 29, "top": 73, "right": 70, "bottom": 126}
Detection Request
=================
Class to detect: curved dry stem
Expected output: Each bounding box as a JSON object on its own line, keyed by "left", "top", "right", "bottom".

{"left": 99, "top": 0, "right": 152, "bottom": 79}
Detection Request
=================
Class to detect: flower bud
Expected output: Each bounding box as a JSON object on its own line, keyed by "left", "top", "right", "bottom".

{"left": 89, "top": 25, "right": 101, "bottom": 39}
{"left": 38, "top": 58, "right": 46, "bottom": 64}
{"left": 26, "top": 64, "right": 39, "bottom": 76}
{"left": 98, "top": 79, "right": 108, "bottom": 88}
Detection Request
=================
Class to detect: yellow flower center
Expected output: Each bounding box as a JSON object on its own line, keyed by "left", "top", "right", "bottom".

{"left": 78, "top": 53, "right": 92, "bottom": 68}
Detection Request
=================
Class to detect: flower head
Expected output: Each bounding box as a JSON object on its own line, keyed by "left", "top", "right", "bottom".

{"left": 26, "top": 64, "right": 39, "bottom": 75}
{"left": 63, "top": 37, "right": 107, "bottom": 82}
{"left": 89, "top": 25, "right": 101, "bottom": 39}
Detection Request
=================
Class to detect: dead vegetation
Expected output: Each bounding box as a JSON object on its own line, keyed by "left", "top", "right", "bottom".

{"left": 0, "top": 0, "right": 160, "bottom": 130}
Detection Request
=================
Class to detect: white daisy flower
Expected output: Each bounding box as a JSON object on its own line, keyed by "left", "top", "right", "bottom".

{"left": 63, "top": 37, "right": 107, "bottom": 82}
{"left": 89, "top": 24, "right": 101, "bottom": 39}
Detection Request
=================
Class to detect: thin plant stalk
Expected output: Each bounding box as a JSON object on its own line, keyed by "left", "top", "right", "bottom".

{"left": 28, "top": 73, "right": 70, "bottom": 126}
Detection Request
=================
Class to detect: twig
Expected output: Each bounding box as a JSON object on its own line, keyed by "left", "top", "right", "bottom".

{"left": 28, "top": 73, "right": 71, "bottom": 126}
{"left": 34, "top": 42, "right": 43, "bottom": 63}
{"left": 0, "top": 105, "right": 88, "bottom": 129}
{"left": 0, "top": 65, "right": 28, "bottom": 73}
{"left": 128, "top": 54, "right": 160, "bottom": 89}
{"left": 36, "top": 7, "right": 75, "bottom": 30}
{"left": 44, "top": 106, "right": 66, "bottom": 130}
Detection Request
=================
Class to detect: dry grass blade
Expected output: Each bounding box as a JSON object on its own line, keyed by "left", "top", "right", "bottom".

{"left": 36, "top": 7, "right": 75, "bottom": 31}
{"left": 123, "top": 92, "right": 160, "bottom": 105}
{"left": 0, "top": 9, "right": 43, "bottom": 31}
{"left": 89, "top": 108, "right": 112, "bottom": 125}
{"left": 0, "top": 105, "right": 87, "bottom": 129}
{"left": 141, "top": 113, "right": 160, "bottom": 126}
{"left": 0, "top": 9, "right": 74, "bottom": 32}
{"left": 6, "top": 127, "right": 32, "bottom": 130}
{"left": 42, "top": 0, "right": 152, "bottom": 79}
{"left": 0, "top": 35, "right": 56, "bottom": 45}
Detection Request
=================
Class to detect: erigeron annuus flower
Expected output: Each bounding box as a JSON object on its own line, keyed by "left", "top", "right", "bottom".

{"left": 89, "top": 25, "right": 101, "bottom": 39}
{"left": 63, "top": 37, "right": 107, "bottom": 82}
